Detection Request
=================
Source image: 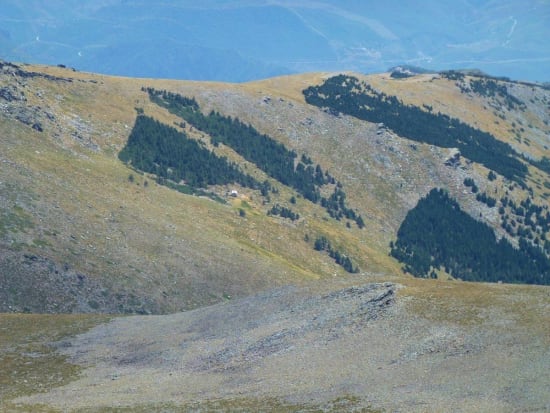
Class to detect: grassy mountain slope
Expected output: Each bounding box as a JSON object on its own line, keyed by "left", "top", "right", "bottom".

{"left": 2, "top": 63, "right": 550, "bottom": 313}
{"left": 0, "top": 63, "right": 391, "bottom": 314}
{"left": 1, "top": 62, "right": 549, "bottom": 411}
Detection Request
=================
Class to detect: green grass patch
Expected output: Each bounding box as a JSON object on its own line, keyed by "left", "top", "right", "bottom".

{"left": 0, "top": 314, "right": 112, "bottom": 411}
{"left": 68, "top": 395, "right": 380, "bottom": 412}
{"left": 163, "top": 179, "right": 226, "bottom": 204}
{"left": 32, "top": 238, "right": 51, "bottom": 248}
{"left": 0, "top": 206, "right": 34, "bottom": 238}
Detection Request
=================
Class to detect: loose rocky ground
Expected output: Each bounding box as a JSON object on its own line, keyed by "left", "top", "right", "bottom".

{"left": 13, "top": 280, "right": 550, "bottom": 412}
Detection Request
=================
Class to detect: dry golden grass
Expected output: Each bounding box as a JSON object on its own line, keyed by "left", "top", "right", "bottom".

{"left": 245, "top": 72, "right": 340, "bottom": 103}
{"left": 2, "top": 63, "right": 548, "bottom": 316}
{"left": 3, "top": 66, "right": 396, "bottom": 282}
{"left": 396, "top": 276, "right": 550, "bottom": 332}
{"left": 364, "top": 73, "right": 550, "bottom": 161}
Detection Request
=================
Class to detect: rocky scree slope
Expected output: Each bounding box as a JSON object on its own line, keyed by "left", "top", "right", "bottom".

{"left": 13, "top": 280, "right": 550, "bottom": 412}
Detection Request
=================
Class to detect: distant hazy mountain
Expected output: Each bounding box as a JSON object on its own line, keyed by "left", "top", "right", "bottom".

{"left": 1, "top": 0, "right": 548, "bottom": 82}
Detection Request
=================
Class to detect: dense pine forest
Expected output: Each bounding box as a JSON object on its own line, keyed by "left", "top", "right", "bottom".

{"left": 145, "top": 88, "right": 365, "bottom": 228}
{"left": 118, "top": 115, "right": 259, "bottom": 190}
{"left": 390, "top": 188, "right": 550, "bottom": 285}
{"left": 303, "top": 75, "right": 528, "bottom": 184}
{"left": 146, "top": 88, "right": 320, "bottom": 200}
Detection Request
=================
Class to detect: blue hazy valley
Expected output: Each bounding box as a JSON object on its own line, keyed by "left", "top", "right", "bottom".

{"left": 1, "top": 0, "right": 549, "bottom": 82}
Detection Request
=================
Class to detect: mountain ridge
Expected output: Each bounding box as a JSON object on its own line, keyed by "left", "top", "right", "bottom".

{"left": 1, "top": 60, "right": 550, "bottom": 314}
{"left": 1, "top": 60, "right": 549, "bottom": 412}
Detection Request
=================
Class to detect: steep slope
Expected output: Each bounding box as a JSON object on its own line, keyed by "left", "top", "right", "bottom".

{"left": 1, "top": 62, "right": 550, "bottom": 412}
{"left": 2, "top": 61, "right": 550, "bottom": 315}
{"left": 0, "top": 62, "right": 390, "bottom": 314}
{"left": 299, "top": 72, "right": 550, "bottom": 281}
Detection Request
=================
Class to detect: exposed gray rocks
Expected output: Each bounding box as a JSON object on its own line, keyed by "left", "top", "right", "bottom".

{"left": 0, "top": 59, "right": 73, "bottom": 83}
{"left": 66, "top": 114, "right": 99, "bottom": 151}
{"left": 17, "top": 280, "right": 549, "bottom": 412}
{"left": 181, "top": 283, "right": 396, "bottom": 372}
{"left": 0, "top": 85, "right": 24, "bottom": 102}
{"left": 0, "top": 247, "right": 158, "bottom": 314}
{"left": 0, "top": 60, "right": 68, "bottom": 135}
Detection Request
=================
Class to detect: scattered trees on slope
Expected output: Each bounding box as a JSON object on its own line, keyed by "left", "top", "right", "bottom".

{"left": 145, "top": 88, "right": 365, "bottom": 228}
{"left": 268, "top": 204, "right": 300, "bottom": 221}
{"left": 314, "top": 235, "right": 359, "bottom": 273}
{"left": 303, "top": 75, "right": 528, "bottom": 184}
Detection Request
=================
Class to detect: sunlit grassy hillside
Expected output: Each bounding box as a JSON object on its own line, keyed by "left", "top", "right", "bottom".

{"left": 1, "top": 62, "right": 549, "bottom": 315}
